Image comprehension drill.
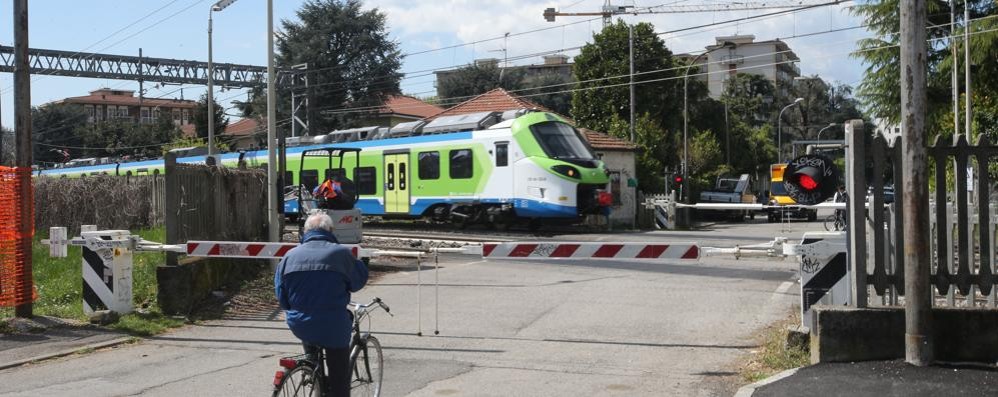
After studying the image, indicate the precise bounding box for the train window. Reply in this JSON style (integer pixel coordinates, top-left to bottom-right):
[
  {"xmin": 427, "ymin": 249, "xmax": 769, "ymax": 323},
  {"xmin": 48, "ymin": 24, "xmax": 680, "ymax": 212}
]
[
  {"xmin": 495, "ymin": 143, "xmax": 508, "ymax": 167},
  {"xmin": 387, "ymin": 163, "xmax": 395, "ymax": 190},
  {"xmin": 530, "ymin": 121, "xmax": 596, "ymax": 160},
  {"xmin": 325, "ymin": 168, "xmax": 346, "ymax": 182},
  {"xmin": 354, "ymin": 167, "xmax": 377, "ymax": 195},
  {"xmin": 301, "ymin": 169, "xmax": 319, "ymax": 192},
  {"xmin": 284, "ymin": 171, "xmax": 294, "ymax": 186},
  {"xmin": 399, "ymin": 163, "xmax": 406, "ymax": 190},
  {"xmin": 418, "ymin": 151, "xmax": 439, "ymax": 180},
  {"xmin": 449, "ymin": 149, "xmax": 473, "ymax": 179}
]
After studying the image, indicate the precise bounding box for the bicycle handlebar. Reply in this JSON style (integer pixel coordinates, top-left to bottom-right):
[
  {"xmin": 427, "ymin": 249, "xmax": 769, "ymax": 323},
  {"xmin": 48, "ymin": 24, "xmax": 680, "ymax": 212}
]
[{"xmin": 350, "ymin": 297, "xmax": 392, "ymax": 321}]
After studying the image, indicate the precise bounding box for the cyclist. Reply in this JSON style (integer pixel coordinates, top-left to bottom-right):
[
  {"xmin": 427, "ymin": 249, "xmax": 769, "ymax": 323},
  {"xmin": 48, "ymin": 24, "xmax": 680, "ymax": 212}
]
[
  {"xmin": 833, "ymin": 185, "xmax": 848, "ymax": 226},
  {"xmin": 275, "ymin": 213, "xmax": 369, "ymax": 396}
]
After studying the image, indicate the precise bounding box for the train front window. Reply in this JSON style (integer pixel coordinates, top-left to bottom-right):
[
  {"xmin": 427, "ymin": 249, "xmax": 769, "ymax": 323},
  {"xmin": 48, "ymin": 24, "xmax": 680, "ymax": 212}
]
[{"xmin": 530, "ymin": 122, "xmax": 595, "ymax": 160}]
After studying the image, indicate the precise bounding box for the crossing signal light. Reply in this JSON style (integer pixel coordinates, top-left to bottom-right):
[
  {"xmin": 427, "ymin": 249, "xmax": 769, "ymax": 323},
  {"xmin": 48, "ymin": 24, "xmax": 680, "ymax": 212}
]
[
  {"xmin": 673, "ymin": 175, "xmax": 683, "ymax": 185},
  {"xmin": 784, "ymin": 154, "xmax": 839, "ymax": 205}
]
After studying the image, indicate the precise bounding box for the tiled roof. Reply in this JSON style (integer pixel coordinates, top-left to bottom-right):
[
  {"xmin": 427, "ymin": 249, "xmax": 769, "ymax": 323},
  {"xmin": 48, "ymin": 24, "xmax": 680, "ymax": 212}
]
[
  {"xmin": 427, "ymin": 88, "xmax": 564, "ymax": 120},
  {"xmin": 61, "ymin": 94, "xmax": 196, "ymax": 108},
  {"xmin": 580, "ymin": 128, "xmax": 638, "ymax": 151},
  {"xmin": 224, "ymin": 118, "xmax": 261, "ymax": 136},
  {"xmin": 381, "ymin": 95, "xmax": 444, "ymax": 119}
]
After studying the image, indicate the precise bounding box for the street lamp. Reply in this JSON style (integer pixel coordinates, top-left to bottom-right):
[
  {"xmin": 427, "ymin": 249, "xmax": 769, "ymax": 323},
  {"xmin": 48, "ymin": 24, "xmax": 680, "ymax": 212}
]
[
  {"xmin": 683, "ymin": 41, "xmax": 735, "ymax": 200},
  {"xmin": 207, "ymin": 0, "xmax": 238, "ymax": 157},
  {"xmin": 777, "ymin": 97, "xmax": 804, "ymax": 163},
  {"xmin": 817, "ymin": 123, "xmax": 840, "ymax": 141}
]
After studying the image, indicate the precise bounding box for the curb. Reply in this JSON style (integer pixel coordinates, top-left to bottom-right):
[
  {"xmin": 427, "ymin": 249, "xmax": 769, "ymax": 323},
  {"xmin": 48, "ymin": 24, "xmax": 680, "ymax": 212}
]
[
  {"xmin": 733, "ymin": 367, "xmax": 800, "ymax": 397},
  {"xmin": 0, "ymin": 336, "xmax": 136, "ymax": 371}
]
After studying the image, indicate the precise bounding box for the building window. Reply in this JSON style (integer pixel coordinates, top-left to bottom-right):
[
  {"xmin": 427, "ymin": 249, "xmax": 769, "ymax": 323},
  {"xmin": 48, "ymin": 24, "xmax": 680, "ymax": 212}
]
[
  {"xmin": 418, "ymin": 151, "xmax": 439, "ymax": 180},
  {"xmin": 84, "ymin": 105, "xmax": 95, "ymax": 122},
  {"xmin": 449, "ymin": 149, "xmax": 473, "ymax": 179},
  {"xmin": 182, "ymin": 109, "xmax": 190, "ymax": 125},
  {"xmin": 172, "ymin": 109, "xmax": 182, "ymax": 125},
  {"xmin": 354, "ymin": 167, "xmax": 377, "ymax": 195},
  {"xmin": 728, "ymin": 64, "xmax": 737, "ymax": 77},
  {"xmin": 140, "ymin": 107, "xmax": 153, "ymax": 124},
  {"xmin": 495, "ymin": 142, "xmax": 508, "ymax": 167}
]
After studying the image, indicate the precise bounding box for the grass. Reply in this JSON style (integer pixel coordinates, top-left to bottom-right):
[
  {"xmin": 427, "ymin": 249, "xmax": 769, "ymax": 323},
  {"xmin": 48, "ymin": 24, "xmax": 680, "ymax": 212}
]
[
  {"xmin": 1, "ymin": 227, "xmax": 184, "ymax": 336},
  {"xmin": 740, "ymin": 311, "xmax": 811, "ymax": 383}
]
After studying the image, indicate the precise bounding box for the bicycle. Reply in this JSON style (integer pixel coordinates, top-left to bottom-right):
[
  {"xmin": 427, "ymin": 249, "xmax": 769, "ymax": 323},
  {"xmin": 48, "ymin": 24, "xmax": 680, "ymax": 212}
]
[
  {"xmin": 272, "ymin": 297, "xmax": 392, "ymax": 397},
  {"xmin": 824, "ymin": 212, "xmax": 847, "ymax": 231}
]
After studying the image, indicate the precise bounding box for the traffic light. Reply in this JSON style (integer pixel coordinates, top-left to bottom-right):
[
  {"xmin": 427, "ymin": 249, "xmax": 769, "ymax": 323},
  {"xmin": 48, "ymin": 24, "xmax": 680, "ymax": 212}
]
[
  {"xmin": 783, "ymin": 154, "xmax": 839, "ymax": 205},
  {"xmin": 673, "ymin": 175, "xmax": 683, "ymax": 185}
]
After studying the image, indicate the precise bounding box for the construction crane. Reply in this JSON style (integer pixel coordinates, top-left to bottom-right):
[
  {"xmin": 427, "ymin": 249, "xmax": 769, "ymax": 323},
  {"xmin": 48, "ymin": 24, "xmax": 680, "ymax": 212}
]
[{"xmin": 544, "ymin": 1, "xmax": 846, "ymax": 27}]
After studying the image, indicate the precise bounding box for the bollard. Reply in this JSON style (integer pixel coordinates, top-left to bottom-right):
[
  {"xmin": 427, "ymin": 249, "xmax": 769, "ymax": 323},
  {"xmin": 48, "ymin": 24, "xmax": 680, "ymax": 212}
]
[{"xmin": 80, "ymin": 230, "xmax": 134, "ymax": 315}]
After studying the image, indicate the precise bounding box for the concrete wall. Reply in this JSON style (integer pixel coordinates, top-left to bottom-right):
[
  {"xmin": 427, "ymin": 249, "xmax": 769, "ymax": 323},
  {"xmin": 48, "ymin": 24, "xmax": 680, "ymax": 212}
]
[
  {"xmin": 596, "ymin": 150, "xmax": 637, "ymax": 229},
  {"xmin": 705, "ymin": 42, "xmax": 798, "ymax": 99},
  {"xmin": 811, "ymin": 306, "xmax": 998, "ymax": 364}
]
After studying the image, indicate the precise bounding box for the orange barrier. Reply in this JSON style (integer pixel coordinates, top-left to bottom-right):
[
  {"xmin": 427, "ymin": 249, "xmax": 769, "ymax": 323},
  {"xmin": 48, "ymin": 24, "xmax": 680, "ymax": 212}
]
[{"xmin": 0, "ymin": 166, "xmax": 36, "ymax": 307}]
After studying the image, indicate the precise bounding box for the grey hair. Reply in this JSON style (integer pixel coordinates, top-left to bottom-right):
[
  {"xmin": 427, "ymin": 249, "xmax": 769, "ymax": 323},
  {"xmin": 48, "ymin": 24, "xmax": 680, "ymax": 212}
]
[{"xmin": 303, "ymin": 213, "xmax": 335, "ymax": 233}]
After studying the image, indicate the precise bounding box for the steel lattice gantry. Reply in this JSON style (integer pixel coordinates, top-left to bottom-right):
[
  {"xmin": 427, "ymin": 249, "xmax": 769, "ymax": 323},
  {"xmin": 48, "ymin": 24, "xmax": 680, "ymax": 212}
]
[{"xmin": 0, "ymin": 45, "xmax": 296, "ymax": 88}]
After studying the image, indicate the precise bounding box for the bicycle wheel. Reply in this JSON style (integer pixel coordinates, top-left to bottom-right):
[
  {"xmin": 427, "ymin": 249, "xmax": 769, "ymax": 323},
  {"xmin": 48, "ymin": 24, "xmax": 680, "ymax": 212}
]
[
  {"xmin": 351, "ymin": 336, "xmax": 384, "ymax": 397},
  {"xmin": 823, "ymin": 215, "xmax": 837, "ymax": 231},
  {"xmin": 273, "ymin": 363, "xmax": 321, "ymax": 397}
]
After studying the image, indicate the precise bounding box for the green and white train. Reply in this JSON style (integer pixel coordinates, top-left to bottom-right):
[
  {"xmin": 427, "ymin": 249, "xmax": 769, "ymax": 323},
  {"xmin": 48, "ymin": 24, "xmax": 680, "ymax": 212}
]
[{"xmin": 39, "ymin": 111, "xmax": 611, "ymax": 226}]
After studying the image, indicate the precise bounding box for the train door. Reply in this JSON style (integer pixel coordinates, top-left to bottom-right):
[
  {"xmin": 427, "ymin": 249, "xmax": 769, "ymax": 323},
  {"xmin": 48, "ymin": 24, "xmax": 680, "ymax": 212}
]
[{"xmin": 383, "ymin": 153, "xmax": 410, "ymax": 214}]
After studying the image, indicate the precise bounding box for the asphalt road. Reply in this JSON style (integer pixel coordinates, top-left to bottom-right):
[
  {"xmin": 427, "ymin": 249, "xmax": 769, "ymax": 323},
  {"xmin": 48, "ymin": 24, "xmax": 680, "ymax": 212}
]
[{"xmin": 0, "ymin": 222, "xmax": 808, "ymax": 396}]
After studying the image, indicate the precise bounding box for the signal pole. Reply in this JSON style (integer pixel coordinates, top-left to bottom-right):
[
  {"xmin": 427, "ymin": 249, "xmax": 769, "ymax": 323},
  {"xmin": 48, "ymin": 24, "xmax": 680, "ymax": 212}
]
[
  {"xmin": 900, "ymin": 0, "xmax": 933, "ymax": 366},
  {"xmin": 13, "ymin": 0, "xmax": 33, "ymax": 318},
  {"xmin": 266, "ymin": 0, "xmax": 280, "ymax": 244}
]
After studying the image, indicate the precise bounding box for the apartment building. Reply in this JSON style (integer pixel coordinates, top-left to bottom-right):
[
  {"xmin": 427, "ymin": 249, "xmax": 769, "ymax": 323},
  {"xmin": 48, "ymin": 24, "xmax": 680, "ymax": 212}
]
[
  {"xmin": 682, "ymin": 35, "xmax": 801, "ymax": 100},
  {"xmin": 59, "ymin": 88, "xmax": 197, "ymax": 127}
]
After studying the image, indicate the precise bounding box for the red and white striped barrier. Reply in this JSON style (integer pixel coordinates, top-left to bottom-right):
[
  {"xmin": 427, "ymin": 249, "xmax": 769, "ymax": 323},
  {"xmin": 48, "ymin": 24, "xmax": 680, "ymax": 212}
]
[
  {"xmin": 185, "ymin": 241, "xmax": 361, "ymax": 259},
  {"xmin": 481, "ymin": 242, "xmax": 699, "ymax": 260}
]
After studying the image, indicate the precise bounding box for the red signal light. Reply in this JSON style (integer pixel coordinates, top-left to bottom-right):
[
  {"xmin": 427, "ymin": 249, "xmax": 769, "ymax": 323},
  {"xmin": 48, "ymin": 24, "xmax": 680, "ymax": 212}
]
[
  {"xmin": 798, "ymin": 174, "xmax": 818, "ymax": 190},
  {"xmin": 673, "ymin": 175, "xmax": 683, "ymax": 184}
]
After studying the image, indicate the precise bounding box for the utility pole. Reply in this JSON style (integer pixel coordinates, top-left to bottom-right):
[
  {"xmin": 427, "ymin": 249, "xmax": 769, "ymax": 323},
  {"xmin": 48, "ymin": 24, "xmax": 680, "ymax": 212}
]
[
  {"xmin": 900, "ymin": 0, "xmax": 933, "ymax": 366},
  {"xmin": 13, "ymin": 0, "xmax": 33, "ymax": 318},
  {"xmin": 628, "ymin": 24, "xmax": 635, "ymax": 143},
  {"xmin": 266, "ymin": 0, "xmax": 280, "ymax": 244},
  {"xmin": 963, "ymin": 0, "xmax": 972, "ymax": 140},
  {"xmin": 951, "ymin": 0, "xmax": 959, "ymax": 139}
]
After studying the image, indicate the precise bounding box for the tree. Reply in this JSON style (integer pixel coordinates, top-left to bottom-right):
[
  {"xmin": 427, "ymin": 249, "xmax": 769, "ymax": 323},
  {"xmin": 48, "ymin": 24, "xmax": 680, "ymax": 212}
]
[
  {"xmin": 276, "ymin": 0, "xmax": 403, "ymax": 133},
  {"xmin": 573, "ymin": 20, "xmax": 684, "ymax": 192},
  {"xmin": 572, "ymin": 20, "xmax": 680, "ymax": 134},
  {"xmin": 437, "ymin": 62, "xmax": 525, "ymax": 102},
  {"xmin": 31, "ymin": 103, "xmax": 90, "ymax": 163},
  {"xmin": 521, "ymin": 73, "xmax": 574, "ymax": 116},
  {"xmin": 193, "ymin": 93, "xmax": 229, "ymax": 138},
  {"xmin": 1, "ymin": 127, "xmax": 13, "ymax": 166},
  {"xmin": 851, "ymin": 0, "xmax": 964, "ymax": 127},
  {"xmin": 720, "ymin": 73, "xmax": 775, "ymax": 127},
  {"xmin": 606, "ymin": 113, "xmax": 666, "ymax": 192}
]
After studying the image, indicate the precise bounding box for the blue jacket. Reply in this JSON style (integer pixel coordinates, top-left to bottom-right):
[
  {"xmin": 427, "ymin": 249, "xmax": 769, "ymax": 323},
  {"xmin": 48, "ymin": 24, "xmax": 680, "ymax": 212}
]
[{"xmin": 274, "ymin": 230, "xmax": 368, "ymax": 348}]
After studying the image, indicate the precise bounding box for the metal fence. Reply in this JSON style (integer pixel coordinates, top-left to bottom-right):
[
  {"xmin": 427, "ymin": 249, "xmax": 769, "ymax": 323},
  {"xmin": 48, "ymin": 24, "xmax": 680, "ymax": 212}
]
[
  {"xmin": 850, "ymin": 122, "xmax": 998, "ymax": 308},
  {"xmin": 164, "ymin": 153, "xmax": 268, "ymax": 266}
]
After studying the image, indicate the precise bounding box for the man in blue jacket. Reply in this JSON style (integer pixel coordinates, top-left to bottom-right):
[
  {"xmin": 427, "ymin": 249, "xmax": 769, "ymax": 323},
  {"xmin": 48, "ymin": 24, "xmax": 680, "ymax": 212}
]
[{"xmin": 275, "ymin": 213, "xmax": 369, "ymax": 396}]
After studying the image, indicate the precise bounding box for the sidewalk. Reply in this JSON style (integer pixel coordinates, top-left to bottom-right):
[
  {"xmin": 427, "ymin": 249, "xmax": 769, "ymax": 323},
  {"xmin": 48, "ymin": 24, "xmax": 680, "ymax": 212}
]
[
  {"xmin": 740, "ymin": 360, "xmax": 998, "ymax": 397},
  {"xmin": 0, "ymin": 316, "xmax": 131, "ymax": 370}
]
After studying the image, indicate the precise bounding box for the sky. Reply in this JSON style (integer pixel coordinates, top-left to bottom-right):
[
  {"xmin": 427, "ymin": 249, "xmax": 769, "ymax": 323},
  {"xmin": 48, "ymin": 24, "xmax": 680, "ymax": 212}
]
[{"xmin": 0, "ymin": 0, "xmax": 872, "ymax": 130}]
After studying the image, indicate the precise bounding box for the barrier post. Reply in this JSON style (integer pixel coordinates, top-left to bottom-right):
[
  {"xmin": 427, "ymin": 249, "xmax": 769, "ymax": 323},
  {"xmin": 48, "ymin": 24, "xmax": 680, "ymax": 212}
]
[{"xmin": 80, "ymin": 230, "xmax": 134, "ymax": 315}]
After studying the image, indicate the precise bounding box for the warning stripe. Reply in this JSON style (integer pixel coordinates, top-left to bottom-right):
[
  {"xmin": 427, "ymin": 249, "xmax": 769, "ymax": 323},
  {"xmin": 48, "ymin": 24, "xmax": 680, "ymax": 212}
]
[
  {"xmin": 802, "ymin": 252, "xmax": 848, "ymax": 313},
  {"xmin": 481, "ymin": 242, "xmax": 699, "ymax": 260},
  {"xmin": 185, "ymin": 241, "xmax": 360, "ymax": 259}
]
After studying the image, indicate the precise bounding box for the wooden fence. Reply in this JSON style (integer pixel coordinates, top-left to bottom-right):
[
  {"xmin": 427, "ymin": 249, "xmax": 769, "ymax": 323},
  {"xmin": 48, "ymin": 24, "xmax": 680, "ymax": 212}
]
[
  {"xmin": 852, "ymin": 126, "xmax": 998, "ymax": 308},
  {"xmin": 163, "ymin": 153, "xmax": 268, "ymax": 266}
]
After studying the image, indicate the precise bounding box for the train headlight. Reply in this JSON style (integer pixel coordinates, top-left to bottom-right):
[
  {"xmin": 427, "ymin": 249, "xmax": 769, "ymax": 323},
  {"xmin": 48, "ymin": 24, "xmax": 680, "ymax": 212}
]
[{"xmin": 551, "ymin": 164, "xmax": 581, "ymax": 179}]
